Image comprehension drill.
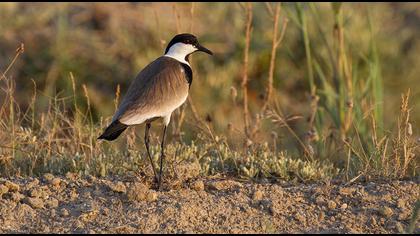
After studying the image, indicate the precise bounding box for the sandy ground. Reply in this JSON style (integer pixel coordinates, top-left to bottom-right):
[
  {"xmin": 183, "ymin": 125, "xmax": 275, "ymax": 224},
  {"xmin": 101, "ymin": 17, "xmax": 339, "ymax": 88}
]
[{"xmin": 0, "ymin": 173, "xmax": 419, "ymax": 233}]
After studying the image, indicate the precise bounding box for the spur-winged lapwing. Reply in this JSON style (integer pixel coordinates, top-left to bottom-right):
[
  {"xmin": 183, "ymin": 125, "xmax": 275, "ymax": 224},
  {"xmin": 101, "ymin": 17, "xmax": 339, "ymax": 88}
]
[{"xmin": 98, "ymin": 33, "xmax": 213, "ymax": 189}]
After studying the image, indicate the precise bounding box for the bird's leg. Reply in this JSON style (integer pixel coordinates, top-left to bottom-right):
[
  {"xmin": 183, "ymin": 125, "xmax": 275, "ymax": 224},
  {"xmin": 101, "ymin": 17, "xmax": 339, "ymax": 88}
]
[
  {"xmin": 157, "ymin": 125, "xmax": 167, "ymax": 190},
  {"xmin": 144, "ymin": 123, "xmax": 158, "ymax": 184}
]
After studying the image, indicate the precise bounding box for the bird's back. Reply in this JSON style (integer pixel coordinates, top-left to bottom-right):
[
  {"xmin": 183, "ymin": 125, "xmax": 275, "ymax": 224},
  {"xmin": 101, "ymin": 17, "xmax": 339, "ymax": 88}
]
[{"xmin": 113, "ymin": 56, "xmax": 190, "ymax": 125}]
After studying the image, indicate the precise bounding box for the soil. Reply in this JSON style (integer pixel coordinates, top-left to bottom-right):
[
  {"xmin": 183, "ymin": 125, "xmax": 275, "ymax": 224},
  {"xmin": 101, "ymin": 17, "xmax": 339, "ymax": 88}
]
[{"xmin": 0, "ymin": 173, "xmax": 418, "ymax": 233}]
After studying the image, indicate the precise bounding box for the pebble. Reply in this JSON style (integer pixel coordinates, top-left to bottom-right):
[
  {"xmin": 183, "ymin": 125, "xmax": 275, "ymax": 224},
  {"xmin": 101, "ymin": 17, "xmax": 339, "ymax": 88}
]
[
  {"xmin": 396, "ymin": 199, "xmax": 405, "ymax": 209},
  {"xmin": 11, "ymin": 192, "xmax": 25, "ymax": 202},
  {"xmin": 318, "ymin": 211, "xmax": 325, "ymax": 222},
  {"xmin": 190, "ymin": 180, "xmax": 205, "ymax": 191},
  {"xmin": 60, "ymin": 208, "xmax": 69, "ymax": 217},
  {"xmin": 380, "ymin": 206, "xmax": 393, "ymax": 217},
  {"xmin": 30, "ymin": 188, "xmax": 42, "ymax": 198},
  {"xmin": 341, "ymin": 203, "xmax": 348, "ymax": 210},
  {"xmin": 206, "ymin": 180, "xmax": 243, "ymax": 191},
  {"xmin": 370, "ymin": 216, "xmax": 377, "ymax": 226},
  {"xmin": 0, "ymin": 184, "xmax": 9, "ymax": 196},
  {"xmin": 146, "ymin": 191, "xmax": 158, "ymax": 202},
  {"xmin": 86, "ymin": 175, "xmax": 96, "ymax": 183},
  {"xmin": 127, "ymin": 183, "xmax": 148, "ymax": 202},
  {"xmin": 43, "ymin": 173, "xmax": 54, "ymax": 182},
  {"xmin": 46, "ymin": 198, "xmax": 59, "ymax": 208},
  {"xmin": 315, "ymin": 196, "xmax": 325, "ymax": 205},
  {"xmin": 253, "ymin": 190, "xmax": 264, "ymax": 201},
  {"xmin": 5, "ymin": 181, "xmax": 19, "ymax": 192},
  {"xmin": 65, "ymin": 172, "xmax": 77, "ymax": 181},
  {"xmin": 327, "ymin": 200, "xmax": 337, "ymax": 210},
  {"xmin": 24, "ymin": 197, "xmax": 44, "ymax": 209},
  {"xmin": 27, "ymin": 179, "xmax": 40, "ymax": 189},
  {"xmin": 51, "ymin": 178, "xmax": 61, "ymax": 187},
  {"xmin": 398, "ymin": 211, "xmax": 410, "ymax": 221},
  {"xmin": 70, "ymin": 189, "xmax": 79, "ymax": 201},
  {"xmin": 126, "ymin": 183, "xmax": 158, "ymax": 202},
  {"xmin": 339, "ymin": 187, "xmax": 356, "ymax": 195},
  {"xmin": 295, "ymin": 213, "xmax": 306, "ymax": 223},
  {"xmin": 108, "ymin": 181, "xmax": 127, "ymax": 193}
]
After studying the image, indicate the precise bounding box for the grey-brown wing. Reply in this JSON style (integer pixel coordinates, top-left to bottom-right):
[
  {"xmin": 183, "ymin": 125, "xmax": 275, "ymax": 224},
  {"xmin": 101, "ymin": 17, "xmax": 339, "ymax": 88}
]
[{"xmin": 112, "ymin": 57, "xmax": 189, "ymax": 125}]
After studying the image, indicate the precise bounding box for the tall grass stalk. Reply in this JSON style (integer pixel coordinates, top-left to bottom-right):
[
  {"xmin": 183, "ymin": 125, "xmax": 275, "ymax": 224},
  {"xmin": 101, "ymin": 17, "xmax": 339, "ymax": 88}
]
[{"xmin": 240, "ymin": 2, "xmax": 253, "ymax": 141}]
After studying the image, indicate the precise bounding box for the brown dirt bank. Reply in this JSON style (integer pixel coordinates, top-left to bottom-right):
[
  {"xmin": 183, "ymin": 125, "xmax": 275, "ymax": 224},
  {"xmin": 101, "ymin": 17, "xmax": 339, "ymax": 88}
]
[{"xmin": 0, "ymin": 175, "xmax": 418, "ymax": 233}]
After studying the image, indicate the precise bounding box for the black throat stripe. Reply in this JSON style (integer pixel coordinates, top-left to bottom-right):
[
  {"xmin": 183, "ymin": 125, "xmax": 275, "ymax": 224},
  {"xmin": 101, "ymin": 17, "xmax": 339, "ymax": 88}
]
[{"xmin": 180, "ymin": 63, "xmax": 193, "ymax": 88}]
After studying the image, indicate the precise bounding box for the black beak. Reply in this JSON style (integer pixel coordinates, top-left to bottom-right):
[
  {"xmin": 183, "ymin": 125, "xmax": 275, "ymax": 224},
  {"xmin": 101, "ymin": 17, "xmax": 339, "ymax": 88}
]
[{"xmin": 196, "ymin": 44, "xmax": 213, "ymax": 55}]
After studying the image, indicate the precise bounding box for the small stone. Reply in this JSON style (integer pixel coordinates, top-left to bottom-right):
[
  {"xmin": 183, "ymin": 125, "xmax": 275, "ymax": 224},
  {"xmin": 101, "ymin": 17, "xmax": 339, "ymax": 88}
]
[
  {"xmin": 315, "ymin": 196, "xmax": 325, "ymax": 205},
  {"xmin": 398, "ymin": 211, "xmax": 410, "ymax": 221},
  {"xmin": 82, "ymin": 191, "xmax": 92, "ymax": 199},
  {"xmin": 259, "ymin": 199, "xmax": 272, "ymax": 211},
  {"xmin": 269, "ymin": 205, "xmax": 279, "ymax": 215},
  {"xmin": 27, "ymin": 178, "xmax": 40, "ymax": 189},
  {"xmin": 127, "ymin": 183, "xmax": 148, "ymax": 202},
  {"xmin": 69, "ymin": 189, "xmax": 78, "ymax": 201},
  {"xmin": 46, "ymin": 198, "xmax": 59, "ymax": 208},
  {"xmin": 146, "ymin": 191, "xmax": 158, "ymax": 202},
  {"xmin": 11, "ymin": 192, "xmax": 25, "ymax": 202},
  {"xmin": 43, "ymin": 173, "xmax": 54, "ymax": 182},
  {"xmin": 0, "ymin": 184, "xmax": 9, "ymax": 196},
  {"xmin": 327, "ymin": 200, "xmax": 337, "ymax": 210},
  {"xmin": 60, "ymin": 208, "xmax": 69, "ymax": 217},
  {"xmin": 339, "ymin": 187, "xmax": 355, "ymax": 195},
  {"xmin": 16, "ymin": 203, "xmax": 35, "ymax": 217},
  {"xmin": 24, "ymin": 197, "xmax": 44, "ymax": 209},
  {"xmin": 102, "ymin": 208, "xmax": 110, "ymax": 216},
  {"xmin": 4, "ymin": 181, "xmax": 19, "ymax": 192},
  {"xmin": 175, "ymin": 162, "xmax": 201, "ymax": 180},
  {"xmin": 295, "ymin": 213, "xmax": 306, "ymax": 223},
  {"xmin": 397, "ymin": 199, "xmax": 405, "ymax": 209},
  {"xmin": 206, "ymin": 180, "xmax": 243, "ymax": 191},
  {"xmin": 318, "ymin": 211, "xmax": 325, "ymax": 222},
  {"xmin": 30, "ymin": 188, "xmax": 42, "ymax": 198},
  {"xmin": 86, "ymin": 175, "xmax": 96, "ymax": 183},
  {"xmin": 108, "ymin": 181, "xmax": 127, "ymax": 193},
  {"xmin": 341, "ymin": 203, "xmax": 348, "ymax": 210},
  {"xmin": 65, "ymin": 172, "xmax": 77, "ymax": 181},
  {"xmin": 379, "ymin": 217, "xmax": 385, "ymax": 225},
  {"xmin": 380, "ymin": 206, "xmax": 393, "ymax": 217},
  {"xmin": 253, "ymin": 190, "xmax": 264, "ymax": 201},
  {"xmin": 51, "ymin": 178, "xmax": 61, "ymax": 187},
  {"xmin": 51, "ymin": 209, "xmax": 56, "ymax": 217},
  {"xmin": 190, "ymin": 180, "xmax": 205, "ymax": 191},
  {"xmin": 370, "ymin": 216, "xmax": 377, "ymax": 226}
]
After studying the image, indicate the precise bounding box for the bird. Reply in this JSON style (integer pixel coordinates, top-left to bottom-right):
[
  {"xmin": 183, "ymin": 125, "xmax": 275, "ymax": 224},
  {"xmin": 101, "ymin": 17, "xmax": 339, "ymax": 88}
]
[{"xmin": 98, "ymin": 33, "xmax": 213, "ymax": 189}]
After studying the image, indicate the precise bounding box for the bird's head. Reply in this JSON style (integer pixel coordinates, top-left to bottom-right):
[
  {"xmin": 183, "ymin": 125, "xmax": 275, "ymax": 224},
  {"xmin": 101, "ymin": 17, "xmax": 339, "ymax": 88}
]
[{"xmin": 164, "ymin": 33, "xmax": 213, "ymax": 64}]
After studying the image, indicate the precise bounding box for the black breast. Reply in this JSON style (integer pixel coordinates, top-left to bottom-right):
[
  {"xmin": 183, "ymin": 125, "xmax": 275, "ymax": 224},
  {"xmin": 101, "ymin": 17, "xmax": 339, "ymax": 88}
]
[{"xmin": 180, "ymin": 63, "xmax": 193, "ymax": 88}]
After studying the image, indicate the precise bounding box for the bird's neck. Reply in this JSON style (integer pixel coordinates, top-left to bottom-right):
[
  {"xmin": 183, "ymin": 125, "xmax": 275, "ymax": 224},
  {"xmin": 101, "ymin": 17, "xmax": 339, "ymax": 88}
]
[
  {"xmin": 164, "ymin": 43, "xmax": 195, "ymax": 66},
  {"xmin": 164, "ymin": 54, "xmax": 190, "ymax": 66}
]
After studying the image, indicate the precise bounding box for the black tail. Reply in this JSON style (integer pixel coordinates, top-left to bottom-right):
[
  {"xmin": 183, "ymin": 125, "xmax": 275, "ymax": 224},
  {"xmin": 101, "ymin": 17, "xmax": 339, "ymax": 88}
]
[{"xmin": 98, "ymin": 120, "xmax": 128, "ymax": 141}]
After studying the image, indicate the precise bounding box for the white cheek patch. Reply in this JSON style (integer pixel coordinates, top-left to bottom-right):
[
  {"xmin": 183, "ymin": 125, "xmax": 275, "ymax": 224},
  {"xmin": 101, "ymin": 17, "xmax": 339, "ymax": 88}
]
[{"xmin": 164, "ymin": 43, "xmax": 197, "ymax": 65}]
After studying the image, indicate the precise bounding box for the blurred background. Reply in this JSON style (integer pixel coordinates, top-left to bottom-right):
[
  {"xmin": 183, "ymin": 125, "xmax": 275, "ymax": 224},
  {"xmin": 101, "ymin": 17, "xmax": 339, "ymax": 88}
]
[{"xmin": 0, "ymin": 3, "xmax": 419, "ymax": 176}]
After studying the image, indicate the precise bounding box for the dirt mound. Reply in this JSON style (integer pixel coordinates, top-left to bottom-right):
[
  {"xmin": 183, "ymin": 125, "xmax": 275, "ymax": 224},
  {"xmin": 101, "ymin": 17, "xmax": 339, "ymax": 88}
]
[{"xmin": 0, "ymin": 175, "xmax": 418, "ymax": 233}]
